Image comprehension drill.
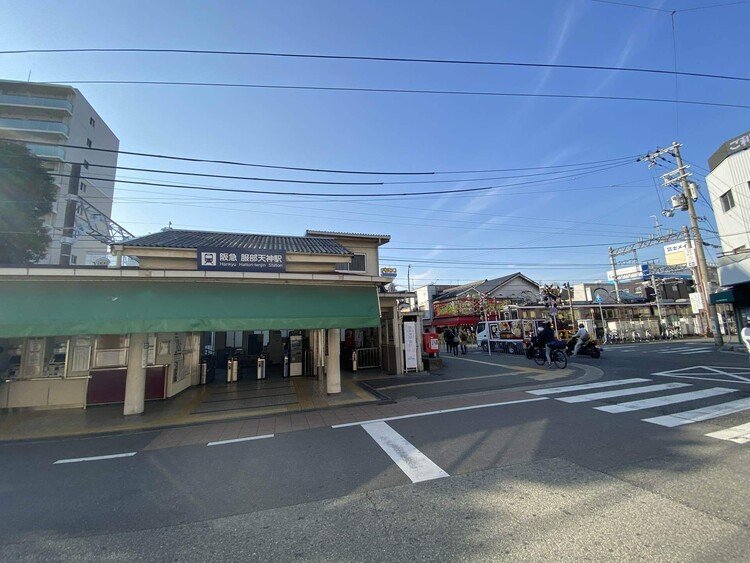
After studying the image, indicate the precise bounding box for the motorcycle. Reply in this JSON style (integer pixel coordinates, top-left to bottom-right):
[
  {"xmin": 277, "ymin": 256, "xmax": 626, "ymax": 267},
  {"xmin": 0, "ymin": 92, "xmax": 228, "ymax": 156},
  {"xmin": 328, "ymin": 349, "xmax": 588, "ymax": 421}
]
[{"xmin": 565, "ymin": 337, "xmax": 602, "ymax": 359}]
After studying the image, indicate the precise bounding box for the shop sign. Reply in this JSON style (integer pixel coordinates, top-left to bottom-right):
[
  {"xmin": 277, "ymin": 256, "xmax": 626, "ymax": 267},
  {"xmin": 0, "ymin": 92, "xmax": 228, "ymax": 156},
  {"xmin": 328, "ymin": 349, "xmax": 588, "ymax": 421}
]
[
  {"xmin": 403, "ymin": 321, "xmax": 418, "ymax": 370},
  {"xmin": 689, "ymin": 292, "xmax": 704, "ymax": 313},
  {"xmin": 380, "ymin": 267, "xmax": 398, "ymax": 278},
  {"xmin": 197, "ymin": 247, "xmax": 286, "ymax": 272}
]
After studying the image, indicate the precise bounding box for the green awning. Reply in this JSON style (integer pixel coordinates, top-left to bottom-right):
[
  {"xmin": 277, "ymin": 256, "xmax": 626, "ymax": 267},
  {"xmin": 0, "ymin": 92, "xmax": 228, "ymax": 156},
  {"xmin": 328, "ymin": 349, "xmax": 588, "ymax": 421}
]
[
  {"xmin": 710, "ymin": 289, "xmax": 734, "ymax": 305},
  {"xmin": 0, "ymin": 280, "xmax": 381, "ymax": 337}
]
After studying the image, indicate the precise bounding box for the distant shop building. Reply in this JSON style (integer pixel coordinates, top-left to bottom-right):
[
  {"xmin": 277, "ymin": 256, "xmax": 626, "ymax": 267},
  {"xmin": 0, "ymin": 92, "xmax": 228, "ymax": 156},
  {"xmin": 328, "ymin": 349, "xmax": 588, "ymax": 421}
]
[
  {"xmin": 429, "ymin": 273, "xmax": 540, "ymax": 328},
  {"xmin": 0, "ymin": 229, "xmax": 423, "ymax": 413}
]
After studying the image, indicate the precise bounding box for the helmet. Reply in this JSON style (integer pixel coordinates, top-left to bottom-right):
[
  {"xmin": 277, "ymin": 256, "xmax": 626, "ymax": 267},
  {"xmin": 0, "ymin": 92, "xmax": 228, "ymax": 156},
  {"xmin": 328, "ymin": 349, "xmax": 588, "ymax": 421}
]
[
  {"xmin": 538, "ymin": 326, "xmax": 545, "ymax": 333},
  {"xmin": 579, "ymin": 323, "xmax": 584, "ymax": 328}
]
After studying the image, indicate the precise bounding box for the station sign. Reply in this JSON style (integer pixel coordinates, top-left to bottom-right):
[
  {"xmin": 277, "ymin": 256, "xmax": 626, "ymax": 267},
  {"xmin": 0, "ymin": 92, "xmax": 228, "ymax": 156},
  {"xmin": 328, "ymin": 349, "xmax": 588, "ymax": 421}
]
[
  {"xmin": 197, "ymin": 247, "xmax": 286, "ymax": 272},
  {"xmin": 380, "ymin": 267, "xmax": 398, "ymax": 278}
]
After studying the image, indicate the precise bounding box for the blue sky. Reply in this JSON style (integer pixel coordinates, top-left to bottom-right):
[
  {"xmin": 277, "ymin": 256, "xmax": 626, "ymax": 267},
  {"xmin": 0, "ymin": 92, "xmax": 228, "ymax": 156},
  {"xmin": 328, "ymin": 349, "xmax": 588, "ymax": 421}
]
[{"xmin": 2, "ymin": 0, "xmax": 749, "ymax": 288}]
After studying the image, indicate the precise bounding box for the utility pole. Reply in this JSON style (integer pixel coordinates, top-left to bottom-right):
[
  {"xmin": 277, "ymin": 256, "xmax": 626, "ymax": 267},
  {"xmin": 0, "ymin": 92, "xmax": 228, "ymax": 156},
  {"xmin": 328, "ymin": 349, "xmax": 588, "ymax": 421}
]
[
  {"xmin": 673, "ymin": 144, "xmax": 723, "ymax": 346},
  {"xmin": 565, "ymin": 282, "xmax": 575, "ymax": 326},
  {"xmin": 608, "ymin": 247, "xmax": 621, "ymax": 303},
  {"xmin": 640, "ymin": 143, "xmax": 723, "ymax": 346},
  {"xmin": 650, "ymin": 273, "xmax": 665, "ymax": 329},
  {"xmin": 407, "ymin": 264, "xmax": 411, "ymax": 292},
  {"xmin": 650, "ymin": 215, "xmax": 664, "ymax": 236}
]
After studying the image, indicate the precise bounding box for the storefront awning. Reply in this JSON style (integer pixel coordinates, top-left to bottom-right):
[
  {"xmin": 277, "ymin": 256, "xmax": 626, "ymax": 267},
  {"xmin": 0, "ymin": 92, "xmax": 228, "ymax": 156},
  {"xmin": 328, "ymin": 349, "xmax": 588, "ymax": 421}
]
[
  {"xmin": 710, "ymin": 289, "xmax": 734, "ymax": 305},
  {"xmin": 432, "ymin": 315, "xmax": 479, "ymax": 327},
  {"xmin": 0, "ymin": 280, "xmax": 381, "ymax": 337}
]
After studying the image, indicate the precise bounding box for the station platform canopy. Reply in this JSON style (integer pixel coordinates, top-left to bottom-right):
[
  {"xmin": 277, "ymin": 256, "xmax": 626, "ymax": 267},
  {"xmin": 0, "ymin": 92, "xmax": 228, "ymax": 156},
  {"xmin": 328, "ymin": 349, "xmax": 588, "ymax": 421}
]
[{"xmin": 0, "ymin": 280, "xmax": 381, "ymax": 338}]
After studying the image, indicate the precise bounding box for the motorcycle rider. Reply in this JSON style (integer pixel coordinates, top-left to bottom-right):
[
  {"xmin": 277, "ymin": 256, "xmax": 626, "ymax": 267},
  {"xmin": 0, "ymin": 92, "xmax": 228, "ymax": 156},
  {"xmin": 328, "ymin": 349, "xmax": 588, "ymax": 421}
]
[{"xmin": 572, "ymin": 323, "xmax": 589, "ymax": 356}]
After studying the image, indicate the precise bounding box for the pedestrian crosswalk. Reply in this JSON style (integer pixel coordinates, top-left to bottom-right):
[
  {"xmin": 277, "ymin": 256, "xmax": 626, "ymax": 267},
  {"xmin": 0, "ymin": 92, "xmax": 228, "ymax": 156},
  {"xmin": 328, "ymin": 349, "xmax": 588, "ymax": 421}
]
[{"xmin": 527, "ymin": 378, "xmax": 750, "ymax": 445}]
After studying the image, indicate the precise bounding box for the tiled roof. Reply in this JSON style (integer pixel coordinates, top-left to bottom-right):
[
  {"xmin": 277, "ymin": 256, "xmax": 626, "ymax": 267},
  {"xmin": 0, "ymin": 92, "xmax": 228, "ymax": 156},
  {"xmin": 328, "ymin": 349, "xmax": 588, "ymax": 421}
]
[
  {"xmin": 121, "ymin": 229, "xmax": 352, "ymax": 255},
  {"xmin": 305, "ymin": 230, "xmax": 391, "ymax": 243},
  {"xmin": 435, "ymin": 273, "xmax": 537, "ymax": 301}
]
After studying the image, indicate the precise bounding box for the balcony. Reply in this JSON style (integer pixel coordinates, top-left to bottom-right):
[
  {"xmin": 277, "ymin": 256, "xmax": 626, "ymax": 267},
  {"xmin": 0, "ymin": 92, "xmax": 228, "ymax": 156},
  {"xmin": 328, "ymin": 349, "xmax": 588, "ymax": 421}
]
[
  {"xmin": 26, "ymin": 143, "xmax": 66, "ymax": 161},
  {"xmin": 0, "ymin": 93, "xmax": 73, "ymax": 113},
  {"xmin": 0, "ymin": 117, "xmax": 69, "ymax": 137}
]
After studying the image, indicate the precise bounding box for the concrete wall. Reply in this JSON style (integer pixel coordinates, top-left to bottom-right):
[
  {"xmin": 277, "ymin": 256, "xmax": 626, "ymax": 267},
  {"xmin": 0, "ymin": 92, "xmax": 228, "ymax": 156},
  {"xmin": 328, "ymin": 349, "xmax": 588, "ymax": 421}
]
[{"xmin": 707, "ymin": 149, "xmax": 750, "ymax": 255}]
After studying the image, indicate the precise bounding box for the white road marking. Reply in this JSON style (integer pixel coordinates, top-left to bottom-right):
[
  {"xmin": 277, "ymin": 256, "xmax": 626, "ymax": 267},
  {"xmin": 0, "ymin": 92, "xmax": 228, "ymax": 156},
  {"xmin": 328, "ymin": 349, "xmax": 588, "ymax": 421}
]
[
  {"xmin": 643, "ymin": 397, "xmax": 750, "ymax": 428},
  {"xmin": 361, "ymin": 421, "xmax": 448, "ymax": 483},
  {"xmin": 557, "ymin": 382, "xmax": 691, "ymax": 403},
  {"xmin": 595, "ymin": 387, "xmax": 737, "ymax": 413},
  {"xmin": 681, "ymin": 350, "xmax": 713, "ymax": 355},
  {"xmin": 706, "ymin": 422, "xmax": 750, "ymax": 444},
  {"xmin": 527, "ymin": 378, "xmax": 650, "ymax": 396},
  {"xmin": 207, "ymin": 434, "xmax": 274, "ymax": 447},
  {"xmin": 54, "ymin": 452, "xmax": 137, "ymax": 464},
  {"xmin": 331, "ymin": 397, "xmax": 547, "ymax": 429}
]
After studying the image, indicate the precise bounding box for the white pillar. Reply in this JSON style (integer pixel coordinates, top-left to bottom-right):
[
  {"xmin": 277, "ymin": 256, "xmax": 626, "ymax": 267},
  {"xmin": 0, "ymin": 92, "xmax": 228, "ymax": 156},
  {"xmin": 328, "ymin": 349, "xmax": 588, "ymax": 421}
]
[
  {"xmin": 124, "ymin": 332, "xmax": 147, "ymax": 415},
  {"xmin": 326, "ymin": 328, "xmax": 341, "ymax": 394}
]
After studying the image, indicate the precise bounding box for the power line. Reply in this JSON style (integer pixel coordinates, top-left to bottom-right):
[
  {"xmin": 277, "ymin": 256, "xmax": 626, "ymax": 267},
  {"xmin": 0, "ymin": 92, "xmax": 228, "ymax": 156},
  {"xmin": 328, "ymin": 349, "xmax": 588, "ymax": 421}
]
[
  {"xmin": 0, "ymin": 138, "xmax": 641, "ymax": 177},
  {"xmin": 1, "ymin": 47, "xmax": 748, "ymax": 83},
  {"xmin": 36, "ymin": 79, "xmax": 750, "ymax": 111},
  {"xmin": 590, "ymin": 0, "xmax": 672, "ymax": 12},
  {"xmin": 0, "ymin": 149, "xmax": 637, "ymax": 187},
  {"xmin": 18, "ymin": 161, "xmax": 633, "ymax": 198}
]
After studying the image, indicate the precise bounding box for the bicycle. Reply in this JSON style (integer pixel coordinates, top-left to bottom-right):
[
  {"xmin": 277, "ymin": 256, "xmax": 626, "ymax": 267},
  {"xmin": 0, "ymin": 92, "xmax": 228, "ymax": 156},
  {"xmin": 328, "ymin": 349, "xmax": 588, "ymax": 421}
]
[{"xmin": 525, "ymin": 341, "xmax": 568, "ymax": 369}]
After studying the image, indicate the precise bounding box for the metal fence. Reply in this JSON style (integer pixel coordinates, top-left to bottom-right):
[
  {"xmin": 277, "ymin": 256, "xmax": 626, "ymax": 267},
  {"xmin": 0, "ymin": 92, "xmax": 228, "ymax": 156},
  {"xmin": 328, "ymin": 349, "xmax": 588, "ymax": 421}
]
[{"xmin": 356, "ymin": 347, "xmax": 381, "ymax": 369}]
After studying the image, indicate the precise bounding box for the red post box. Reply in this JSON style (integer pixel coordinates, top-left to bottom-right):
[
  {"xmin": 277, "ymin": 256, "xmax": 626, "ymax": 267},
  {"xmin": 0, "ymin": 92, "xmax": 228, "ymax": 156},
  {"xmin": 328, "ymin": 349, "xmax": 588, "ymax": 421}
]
[{"xmin": 423, "ymin": 332, "xmax": 440, "ymax": 357}]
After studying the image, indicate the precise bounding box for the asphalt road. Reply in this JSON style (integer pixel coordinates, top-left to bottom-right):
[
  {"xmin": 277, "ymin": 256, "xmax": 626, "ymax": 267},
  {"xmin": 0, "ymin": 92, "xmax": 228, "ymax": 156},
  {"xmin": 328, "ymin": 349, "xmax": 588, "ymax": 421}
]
[{"xmin": 2, "ymin": 340, "xmax": 749, "ymax": 561}]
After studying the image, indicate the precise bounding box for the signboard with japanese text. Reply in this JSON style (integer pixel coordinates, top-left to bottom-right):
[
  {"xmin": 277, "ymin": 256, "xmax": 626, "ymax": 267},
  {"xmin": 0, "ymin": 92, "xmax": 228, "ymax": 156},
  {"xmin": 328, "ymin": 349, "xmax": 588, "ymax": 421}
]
[
  {"xmin": 689, "ymin": 292, "xmax": 704, "ymax": 313},
  {"xmin": 197, "ymin": 247, "xmax": 286, "ymax": 272},
  {"xmin": 380, "ymin": 267, "xmax": 398, "ymax": 278},
  {"xmin": 403, "ymin": 321, "xmax": 418, "ymax": 371},
  {"xmin": 664, "ymin": 241, "xmax": 688, "ymax": 266}
]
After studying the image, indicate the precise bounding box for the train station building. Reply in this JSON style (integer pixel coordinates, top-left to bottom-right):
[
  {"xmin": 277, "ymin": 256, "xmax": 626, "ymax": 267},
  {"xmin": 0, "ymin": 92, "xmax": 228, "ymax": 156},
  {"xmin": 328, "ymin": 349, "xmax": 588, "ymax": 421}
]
[{"xmin": 0, "ymin": 229, "xmax": 423, "ymax": 415}]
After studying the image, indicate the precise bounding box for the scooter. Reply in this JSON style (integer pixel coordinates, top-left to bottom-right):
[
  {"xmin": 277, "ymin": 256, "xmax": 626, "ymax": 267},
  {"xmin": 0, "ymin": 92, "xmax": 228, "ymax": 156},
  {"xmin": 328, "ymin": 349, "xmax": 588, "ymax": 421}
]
[{"xmin": 565, "ymin": 337, "xmax": 602, "ymax": 359}]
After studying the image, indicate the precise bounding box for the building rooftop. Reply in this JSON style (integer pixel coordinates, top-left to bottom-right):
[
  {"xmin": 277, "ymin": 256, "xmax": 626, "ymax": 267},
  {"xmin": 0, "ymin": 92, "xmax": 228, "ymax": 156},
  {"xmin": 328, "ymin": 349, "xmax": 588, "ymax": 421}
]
[
  {"xmin": 304, "ymin": 230, "xmax": 391, "ymax": 244},
  {"xmin": 121, "ymin": 229, "xmax": 353, "ymax": 256}
]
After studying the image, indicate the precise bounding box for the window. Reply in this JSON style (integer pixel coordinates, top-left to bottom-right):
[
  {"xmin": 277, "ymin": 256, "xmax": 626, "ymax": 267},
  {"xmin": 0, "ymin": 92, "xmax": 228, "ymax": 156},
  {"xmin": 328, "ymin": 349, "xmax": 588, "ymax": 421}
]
[
  {"xmin": 70, "ymin": 255, "xmax": 77, "ymax": 265},
  {"xmin": 226, "ymin": 331, "xmax": 243, "ymax": 348},
  {"xmin": 79, "ymin": 181, "xmax": 86, "ymax": 193},
  {"xmin": 720, "ymin": 189, "xmax": 735, "ymax": 212},
  {"xmin": 83, "ymin": 160, "xmax": 89, "ymax": 169},
  {"xmin": 93, "ymin": 334, "xmax": 129, "ymax": 367},
  {"xmin": 89, "ymin": 117, "xmax": 96, "ymax": 127},
  {"xmin": 335, "ymin": 253, "xmax": 367, "ymax": 272},
  {"xmin": 86, "ymin": 138, "xmax": 92, "ymax": 148}
]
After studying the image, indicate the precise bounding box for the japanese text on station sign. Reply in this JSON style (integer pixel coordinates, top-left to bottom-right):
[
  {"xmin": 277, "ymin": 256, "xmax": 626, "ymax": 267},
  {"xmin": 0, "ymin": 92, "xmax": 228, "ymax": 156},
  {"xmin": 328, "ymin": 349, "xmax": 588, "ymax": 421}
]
[{"xmin": 197, "ymin": 247, "xmax": 286, "ymax": 272}]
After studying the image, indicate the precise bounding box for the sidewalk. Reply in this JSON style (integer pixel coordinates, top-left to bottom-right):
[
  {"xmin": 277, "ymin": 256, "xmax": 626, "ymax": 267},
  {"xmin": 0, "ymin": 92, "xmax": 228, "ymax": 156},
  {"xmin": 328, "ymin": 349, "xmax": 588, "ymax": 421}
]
[
  {"xmin": 0, "ymin": 354, "xmax": 593, "ymax": 443},
  {"xmin": 0, "ymin": 375, "xmax": 376, "ymax": 443}
]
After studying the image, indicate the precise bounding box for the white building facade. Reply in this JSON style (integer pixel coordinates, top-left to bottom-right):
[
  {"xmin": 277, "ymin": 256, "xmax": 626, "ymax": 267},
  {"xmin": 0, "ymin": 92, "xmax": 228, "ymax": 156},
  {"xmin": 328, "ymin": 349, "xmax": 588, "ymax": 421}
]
[
  {"xmin": 705, "ymin": 130, "xmax": 750, "ymax": 327},
  {"xmin": 0, "ymin": 79, "xmax": 119, "ymax": 265}
]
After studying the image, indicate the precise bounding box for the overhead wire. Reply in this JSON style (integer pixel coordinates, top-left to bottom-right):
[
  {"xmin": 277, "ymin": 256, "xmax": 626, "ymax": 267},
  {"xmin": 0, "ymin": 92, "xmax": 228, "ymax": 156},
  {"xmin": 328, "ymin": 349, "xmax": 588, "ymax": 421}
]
[
  {"xmin": 0, "ymin": 46, "xmax": 747, "ymax": 83},
  {"xmin": 32, "ymin": 79, "xmax": 750, "ymax": 111}
]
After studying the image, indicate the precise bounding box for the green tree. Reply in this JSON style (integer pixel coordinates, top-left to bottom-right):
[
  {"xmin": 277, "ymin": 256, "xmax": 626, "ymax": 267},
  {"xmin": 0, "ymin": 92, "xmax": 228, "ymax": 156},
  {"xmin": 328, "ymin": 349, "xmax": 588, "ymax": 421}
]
[{"xmin": 0, "ymin": 141, "xmax": 57, "ymax": 264}]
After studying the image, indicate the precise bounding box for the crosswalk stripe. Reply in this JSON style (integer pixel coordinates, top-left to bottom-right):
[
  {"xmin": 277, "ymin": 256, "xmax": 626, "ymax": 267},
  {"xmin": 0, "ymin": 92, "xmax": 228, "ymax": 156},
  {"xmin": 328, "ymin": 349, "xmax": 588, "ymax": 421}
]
[
  {"xmin": 557, "ymin": 382, "xmax": 691, "ymax": 404},
  {"xmin": 643, "ymin": 397, "xmax": 750, "ymax": 428},
  {"xmin": 527, "ymin": 378, "xmax": 651, "ymax": 396},
  {"xmin": 705, "ymin": 422, "xmax": 750, "ymax": 444},
  {"xmin": 681, "ymin": 350, "xmax": 712, "ymax": 355},
  {"xmin": 361, "ymin": 421, "xmax": 449, "ymax": 483},
  {"xmin": 594, "ymin": 387, "xmax": 737, "ymax": 413}
]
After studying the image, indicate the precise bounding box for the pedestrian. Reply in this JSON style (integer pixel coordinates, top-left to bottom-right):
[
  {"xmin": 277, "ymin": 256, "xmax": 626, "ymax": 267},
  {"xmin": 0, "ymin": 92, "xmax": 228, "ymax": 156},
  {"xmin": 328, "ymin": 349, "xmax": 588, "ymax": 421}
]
[
  {"xmin": 450, "ymin": 329, "xmax": 459, "ymax": 356},
  {"xmin": 459, "ymin": 328, "xmax": 468, "ymax": 355},
  {"xmin": 538, "ymin": 321, "xmax": 556, "ymax": 367},
  {"xmin": 741, "ymin": 318, "xmax": 750, "ymax": 363}
]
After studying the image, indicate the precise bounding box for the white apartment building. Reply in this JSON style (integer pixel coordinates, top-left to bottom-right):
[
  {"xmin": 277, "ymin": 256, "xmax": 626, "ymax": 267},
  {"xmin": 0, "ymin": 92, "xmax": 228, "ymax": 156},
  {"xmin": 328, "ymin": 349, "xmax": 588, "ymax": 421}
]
[
  {"xmin": 0, "ymin": 79, "xmax": 119, "ymax": 265},
  {"xmin": 705, "ymin": 130, "xmax": 750, "ymax": 325}
]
